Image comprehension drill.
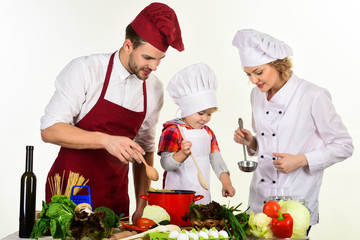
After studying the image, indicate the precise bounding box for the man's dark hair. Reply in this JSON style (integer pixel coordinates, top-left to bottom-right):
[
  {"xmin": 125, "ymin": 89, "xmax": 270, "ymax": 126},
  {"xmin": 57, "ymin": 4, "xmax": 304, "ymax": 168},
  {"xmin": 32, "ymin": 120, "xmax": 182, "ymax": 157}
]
[{"xmin": 125, "ymin": 24, "xmax": 146, "ymax": 49}]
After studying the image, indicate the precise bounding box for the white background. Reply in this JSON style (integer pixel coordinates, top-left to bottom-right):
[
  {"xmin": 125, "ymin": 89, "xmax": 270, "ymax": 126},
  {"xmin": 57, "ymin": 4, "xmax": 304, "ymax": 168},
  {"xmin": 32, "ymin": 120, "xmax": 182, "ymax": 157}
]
[{"xmin": 1, "ymin": 0, "xmax": 359, "ymax": 239}]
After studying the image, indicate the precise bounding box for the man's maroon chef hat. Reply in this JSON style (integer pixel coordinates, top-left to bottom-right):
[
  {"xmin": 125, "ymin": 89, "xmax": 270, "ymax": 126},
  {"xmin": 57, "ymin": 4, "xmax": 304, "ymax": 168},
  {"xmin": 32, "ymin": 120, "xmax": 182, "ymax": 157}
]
[{"xmin": 130, "ymin": 2, "xmax": 184, "ymax": 52}]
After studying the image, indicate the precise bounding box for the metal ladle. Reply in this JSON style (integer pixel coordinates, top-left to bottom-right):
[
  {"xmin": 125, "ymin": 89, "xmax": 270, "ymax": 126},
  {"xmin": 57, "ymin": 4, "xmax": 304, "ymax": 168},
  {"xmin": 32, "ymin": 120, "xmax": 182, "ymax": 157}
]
[{"xmin": 237, "ymin": 118, "xmax": 258, "ymax": 172}]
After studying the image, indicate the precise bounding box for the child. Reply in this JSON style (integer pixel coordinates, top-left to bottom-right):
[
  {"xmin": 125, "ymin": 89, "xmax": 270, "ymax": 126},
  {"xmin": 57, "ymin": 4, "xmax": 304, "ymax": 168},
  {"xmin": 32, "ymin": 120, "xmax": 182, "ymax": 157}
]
[{"xmin": 157, "ymin": 63, "xmax": 235, "ymax": 204}]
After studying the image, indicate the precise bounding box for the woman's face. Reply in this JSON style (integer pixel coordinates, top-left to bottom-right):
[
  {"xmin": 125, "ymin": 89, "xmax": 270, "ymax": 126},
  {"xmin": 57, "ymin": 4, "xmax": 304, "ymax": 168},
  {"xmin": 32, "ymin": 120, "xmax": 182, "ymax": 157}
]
[{"xmin": 243, "ymin": 64, "xmax": 284, "ymax": 93}]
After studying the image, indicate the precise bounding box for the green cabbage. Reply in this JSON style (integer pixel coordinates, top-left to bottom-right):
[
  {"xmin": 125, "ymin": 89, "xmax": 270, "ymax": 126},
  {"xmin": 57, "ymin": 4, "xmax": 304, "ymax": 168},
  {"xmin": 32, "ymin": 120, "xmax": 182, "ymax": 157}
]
[
  {"xmin": 280, "ymin": 200, "xmax": 310, "ymax": 238},
  {"xmin": 142, "ymin": 205, "xmax": 170, "ymax": 223},
  {"xmin": 245, "ymin": 211, "xmax": 275, "ymax": 238}
]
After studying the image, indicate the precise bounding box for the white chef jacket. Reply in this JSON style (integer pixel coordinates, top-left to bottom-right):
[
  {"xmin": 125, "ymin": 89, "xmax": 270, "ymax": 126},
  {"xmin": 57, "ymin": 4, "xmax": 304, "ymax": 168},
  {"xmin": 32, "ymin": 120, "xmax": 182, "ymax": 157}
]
[
  {"xmin": 248, "ymin": 73, "xmax": 353, "ymax": 225},
  {"xmin": 40, "ymin": 50, "xmax": 164, "ymax": 152}
]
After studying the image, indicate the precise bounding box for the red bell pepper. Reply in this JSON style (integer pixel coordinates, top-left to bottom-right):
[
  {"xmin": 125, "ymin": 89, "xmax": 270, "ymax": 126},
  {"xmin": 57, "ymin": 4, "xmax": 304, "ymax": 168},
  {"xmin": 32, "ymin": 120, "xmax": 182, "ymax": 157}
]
[
  {"xmin": 271, "ymin": 210, "xmax": 293, "ymax": 238},
  {"xmin": 121, "ymin": 221, "xmax": 139, "ymax": 230}
]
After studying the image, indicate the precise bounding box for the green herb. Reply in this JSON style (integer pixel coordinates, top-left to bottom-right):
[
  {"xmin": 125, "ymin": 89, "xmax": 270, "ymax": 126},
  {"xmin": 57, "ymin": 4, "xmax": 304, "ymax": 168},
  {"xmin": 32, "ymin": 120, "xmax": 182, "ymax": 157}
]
[{"xmin": 223, "ymin": 202, "xmax": 249, "ymax": 240}]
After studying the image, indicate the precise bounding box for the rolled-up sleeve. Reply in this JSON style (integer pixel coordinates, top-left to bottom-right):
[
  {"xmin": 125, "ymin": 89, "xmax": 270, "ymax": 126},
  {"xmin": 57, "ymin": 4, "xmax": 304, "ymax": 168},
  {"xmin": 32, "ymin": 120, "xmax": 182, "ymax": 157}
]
[{"xmin": 40, "ymin": 58, "xmax": 88, "ymax": 130}]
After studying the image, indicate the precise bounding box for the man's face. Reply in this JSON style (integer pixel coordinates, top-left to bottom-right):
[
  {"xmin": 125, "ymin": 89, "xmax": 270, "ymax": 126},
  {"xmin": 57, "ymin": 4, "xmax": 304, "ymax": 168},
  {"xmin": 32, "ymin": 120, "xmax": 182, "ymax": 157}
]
[{"xmin": 128, "ymin": 42, "xmax": 166, "ymax": 80}]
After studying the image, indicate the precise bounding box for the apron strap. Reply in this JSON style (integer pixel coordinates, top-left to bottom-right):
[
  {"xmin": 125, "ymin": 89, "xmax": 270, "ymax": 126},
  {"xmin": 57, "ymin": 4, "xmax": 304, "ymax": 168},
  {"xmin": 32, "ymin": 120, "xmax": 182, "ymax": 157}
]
[{"xmin": 99, "ymin": 52, "xmax": 116, "ymax": 99}]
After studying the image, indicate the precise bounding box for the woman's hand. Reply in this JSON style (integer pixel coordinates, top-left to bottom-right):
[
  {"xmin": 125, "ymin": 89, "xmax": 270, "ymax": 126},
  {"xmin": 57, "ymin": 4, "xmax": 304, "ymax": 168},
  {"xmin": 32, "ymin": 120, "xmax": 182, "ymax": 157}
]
[
  {"xmin": 234, "ymin": 127, "xmax": 257, "ymax": 151},
  {"xmin": 272, "ymin": 153, "xmax": 308, "ymax": 173}
]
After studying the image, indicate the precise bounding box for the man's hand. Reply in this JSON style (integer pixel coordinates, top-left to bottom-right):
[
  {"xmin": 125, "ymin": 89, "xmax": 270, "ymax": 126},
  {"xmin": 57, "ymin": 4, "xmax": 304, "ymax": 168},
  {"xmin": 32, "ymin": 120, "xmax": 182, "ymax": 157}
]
[
  {"xmin": 41, "ymin": 122, "xmax": 145, "ymax": 164},
  {"xmin": 102, "ymin": 135, "xmax": 145, "ymax": 164}
]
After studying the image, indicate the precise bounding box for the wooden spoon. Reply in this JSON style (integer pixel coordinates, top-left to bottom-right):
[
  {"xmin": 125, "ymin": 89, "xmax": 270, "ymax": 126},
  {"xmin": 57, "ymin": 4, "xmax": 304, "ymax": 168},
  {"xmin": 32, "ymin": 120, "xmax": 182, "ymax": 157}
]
[
  {"xmin": 177, "ymin": 125, "xmax": 209, "ymax": 190},
  {"xmin": 132, "ymin": 148, "xmax": 159, "ymax": 181}
]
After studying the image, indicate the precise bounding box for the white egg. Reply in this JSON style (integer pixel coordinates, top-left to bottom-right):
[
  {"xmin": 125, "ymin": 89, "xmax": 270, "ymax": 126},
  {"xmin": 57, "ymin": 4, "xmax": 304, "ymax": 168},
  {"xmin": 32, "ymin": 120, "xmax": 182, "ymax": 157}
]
[
  {"xmin": 169, "ymin": 231, "xmax": 180, "ymax": 239},
  {"xmin": 181, "ymin": 229, "xmax": 189, "ymax": 235},
  {"xmin": 198, "ymin": 231, "xmax": 209, "ymax": 239},
  {"xmin": 218, "ymin": 230, "xmax": 229, "ymax": 238},
  {"xmin": 188, "ymin": 232, "xmax": 199, "ymax": 240},
  {"xmin": 208, "ymin": 230, "xmax": 219, "ymax": 238},
  {"xmin": 202, "ymin": 228, "xmax": 209, "ymax": 234},
  {"xmin": 177, "ymin": 233, "xmax": 189, "ymax": 240}
]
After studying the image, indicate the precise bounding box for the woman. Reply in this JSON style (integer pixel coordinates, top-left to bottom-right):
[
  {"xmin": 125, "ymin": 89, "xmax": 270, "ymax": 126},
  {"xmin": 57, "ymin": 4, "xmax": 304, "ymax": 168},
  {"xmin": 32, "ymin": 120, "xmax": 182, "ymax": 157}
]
[{"xmin": 232, "ymin": 29, "xmax": 353, "ymax": 229}]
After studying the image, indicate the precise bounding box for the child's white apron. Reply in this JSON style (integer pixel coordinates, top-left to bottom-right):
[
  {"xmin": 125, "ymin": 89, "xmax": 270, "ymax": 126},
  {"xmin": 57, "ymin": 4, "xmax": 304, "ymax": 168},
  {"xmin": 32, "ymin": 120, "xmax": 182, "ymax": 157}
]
[{"xmin": 164, "ymin": 126, "xmax": 211, "ymax": 204}]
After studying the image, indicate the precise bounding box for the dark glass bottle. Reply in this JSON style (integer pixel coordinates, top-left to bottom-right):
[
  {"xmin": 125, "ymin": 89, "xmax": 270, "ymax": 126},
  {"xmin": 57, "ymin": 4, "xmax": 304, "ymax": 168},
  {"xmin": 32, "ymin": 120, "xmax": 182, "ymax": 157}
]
[{"xmin": 19, "ymin": 145, "xmax": 37, "ymax": 238}]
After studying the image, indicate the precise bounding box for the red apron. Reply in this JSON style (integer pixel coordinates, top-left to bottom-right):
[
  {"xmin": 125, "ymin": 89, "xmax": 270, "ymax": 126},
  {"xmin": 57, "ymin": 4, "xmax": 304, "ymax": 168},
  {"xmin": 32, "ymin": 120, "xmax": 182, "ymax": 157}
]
[{"xmin": 45, "ymin": 52, "xmax": 147, "ymax": 216}]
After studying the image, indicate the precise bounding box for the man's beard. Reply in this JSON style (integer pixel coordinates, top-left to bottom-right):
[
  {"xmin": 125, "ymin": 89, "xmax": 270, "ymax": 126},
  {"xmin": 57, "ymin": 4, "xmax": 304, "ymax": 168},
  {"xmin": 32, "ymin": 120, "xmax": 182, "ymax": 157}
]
[{"xmin": 128, "ymin": 54, "xmax": 151, "ymax": 80}]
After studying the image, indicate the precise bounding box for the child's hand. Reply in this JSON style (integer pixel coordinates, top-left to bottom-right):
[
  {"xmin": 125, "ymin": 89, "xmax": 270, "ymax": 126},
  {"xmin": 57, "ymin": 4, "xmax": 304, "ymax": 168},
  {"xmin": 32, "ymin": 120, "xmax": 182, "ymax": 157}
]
[
  {"xmin": 173, "ymin": 140, "xmax": 192, "ymax": 163},
  {"xmin": 180, "ymin": 140, "xmax": 192, "ymax": 157},
  {"xmin": 222, "ymin": 184, "xmax": 236, "ymax": 197},
  {"xmin": 220, "ymin": 172, "xmax": 235, "ymax": 197}
]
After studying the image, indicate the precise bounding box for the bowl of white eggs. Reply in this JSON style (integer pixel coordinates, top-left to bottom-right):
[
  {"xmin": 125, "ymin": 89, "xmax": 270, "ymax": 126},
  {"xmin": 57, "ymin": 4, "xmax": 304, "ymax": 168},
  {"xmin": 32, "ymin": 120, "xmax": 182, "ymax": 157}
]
[{"xmin": 149, "ymin": 227, "xmax": 230, "ymax": 240}]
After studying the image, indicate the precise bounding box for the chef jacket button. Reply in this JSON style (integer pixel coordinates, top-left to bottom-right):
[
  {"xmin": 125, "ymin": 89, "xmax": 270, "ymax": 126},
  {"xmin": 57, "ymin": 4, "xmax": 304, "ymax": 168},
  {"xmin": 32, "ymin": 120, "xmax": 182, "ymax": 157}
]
[
  {"xmin": 266, "ymin": 111, "xmax": 269, "ymax": 114},
  {"xmin": 261, "ymin": 155, "xmax": 264, "ymax": 158},
  {"xmin": 279, "ymin": 111, "xmax": 282, "ymax": 114},
  {"xmin": 261, "ymin": 132, "xmax": 264, "ymax": 136},
  {"xmin": 272, "ymin": 133, "xmax": 276, "ymax": 137},
  {"xmin": 272, "ymin": 180, "xmax": 276, "ymax": 184},
  {"xmin": 272, "ymin": 157, "xmax": 276, "ymax": 160},
  {"xmin": 261, "ymin": 178, "xmax": 265, "ymax": 182}
]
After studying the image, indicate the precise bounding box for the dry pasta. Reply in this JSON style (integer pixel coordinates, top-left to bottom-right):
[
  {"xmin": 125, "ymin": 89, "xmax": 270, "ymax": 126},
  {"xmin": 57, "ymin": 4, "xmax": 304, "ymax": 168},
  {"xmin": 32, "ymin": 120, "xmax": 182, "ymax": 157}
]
[
  {"xmin": 48, "ymin": 170, "xmax": 89, "ymax": 198},
  {"xmin": 149, "ymin": 186, "xmax": 175, "ymax": 192}
]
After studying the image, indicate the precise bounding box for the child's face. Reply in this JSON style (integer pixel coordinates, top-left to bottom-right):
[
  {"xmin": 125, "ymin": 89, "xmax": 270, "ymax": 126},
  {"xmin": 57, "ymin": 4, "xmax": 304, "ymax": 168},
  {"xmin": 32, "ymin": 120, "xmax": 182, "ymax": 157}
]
[{"xmin": 183, "ymin": 109, "xmax": 213, "ymax": 129}]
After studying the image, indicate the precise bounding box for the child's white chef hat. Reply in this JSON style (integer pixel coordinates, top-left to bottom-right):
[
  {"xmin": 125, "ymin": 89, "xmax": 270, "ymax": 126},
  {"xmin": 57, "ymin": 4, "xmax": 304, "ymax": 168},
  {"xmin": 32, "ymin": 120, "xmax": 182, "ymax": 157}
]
[
  {"xmin": 232, "ymin": 29, "xmax": 293, "ymax": 67},
  {"xmin": 167, "ymin": 63, "xmax": 218, "ymax": 118}
]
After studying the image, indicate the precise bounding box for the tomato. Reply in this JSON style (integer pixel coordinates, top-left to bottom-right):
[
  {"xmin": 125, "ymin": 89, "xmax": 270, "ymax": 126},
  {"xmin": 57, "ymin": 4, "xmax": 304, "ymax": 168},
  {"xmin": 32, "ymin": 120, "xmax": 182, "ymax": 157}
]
[
  {"xmin": 135, "ymin": 218, "xmax": 156, "ymax": 229},
  {"xmin": 263, "ymin": 201, "xmax": 281, "ymax": 218}
]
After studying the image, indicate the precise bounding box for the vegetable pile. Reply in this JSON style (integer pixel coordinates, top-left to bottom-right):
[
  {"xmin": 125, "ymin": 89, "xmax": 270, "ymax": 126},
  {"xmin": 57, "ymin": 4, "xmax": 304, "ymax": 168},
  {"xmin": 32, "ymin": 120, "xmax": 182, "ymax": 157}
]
[
  {"xmin": 30, "ymin": 195, "xmax": 121, "ymax": 239},
  {"xmin": 246, "ymin": 200, "xmax": 310, "ymax": 239},
  {"xmin": 182, "ymin": 201, "xmax": 249, "ymax": 240}
]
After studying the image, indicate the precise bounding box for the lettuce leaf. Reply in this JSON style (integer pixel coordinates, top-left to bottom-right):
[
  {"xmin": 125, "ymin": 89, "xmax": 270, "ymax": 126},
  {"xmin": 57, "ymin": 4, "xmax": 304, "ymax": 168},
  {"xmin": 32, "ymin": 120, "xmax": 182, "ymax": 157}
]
[{"xmin": 30, "ymin": 195, "xmax": 76, "ymax": 239}]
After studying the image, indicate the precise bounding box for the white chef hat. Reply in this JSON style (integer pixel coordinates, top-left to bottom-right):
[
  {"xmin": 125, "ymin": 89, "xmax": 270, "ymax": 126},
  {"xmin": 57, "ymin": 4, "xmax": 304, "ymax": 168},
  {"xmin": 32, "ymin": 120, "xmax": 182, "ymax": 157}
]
[
  {"xmin": 167, "ymin": 63, "xmax": 218, "ymax": 118},
  {"xmin": 232, "ymin": 29, "xmax": 293, "ymax": 67}
]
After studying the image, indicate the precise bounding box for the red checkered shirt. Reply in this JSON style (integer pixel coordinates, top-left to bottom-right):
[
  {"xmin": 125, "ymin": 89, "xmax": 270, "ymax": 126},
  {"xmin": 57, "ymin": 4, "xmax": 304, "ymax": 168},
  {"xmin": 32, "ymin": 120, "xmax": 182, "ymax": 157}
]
[{"xmin": 157, "ymin": 121, "xmax": 220, "ymax": 155}]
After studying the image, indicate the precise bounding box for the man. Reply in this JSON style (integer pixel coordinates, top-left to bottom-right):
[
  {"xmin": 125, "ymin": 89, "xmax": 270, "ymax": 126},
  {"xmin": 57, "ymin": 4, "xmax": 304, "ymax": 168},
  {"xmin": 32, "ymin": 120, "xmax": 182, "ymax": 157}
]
[{"xmin": 40, "ymin": 2, "xmax": 184, "ymax": 222}]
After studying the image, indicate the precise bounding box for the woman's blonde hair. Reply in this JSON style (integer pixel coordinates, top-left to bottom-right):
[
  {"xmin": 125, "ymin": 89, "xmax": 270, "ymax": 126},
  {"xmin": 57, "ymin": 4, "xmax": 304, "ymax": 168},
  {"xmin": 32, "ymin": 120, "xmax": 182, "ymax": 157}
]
[{"xmin": 268, "ymin": 57, "xmax": 293, "ymax": 81}]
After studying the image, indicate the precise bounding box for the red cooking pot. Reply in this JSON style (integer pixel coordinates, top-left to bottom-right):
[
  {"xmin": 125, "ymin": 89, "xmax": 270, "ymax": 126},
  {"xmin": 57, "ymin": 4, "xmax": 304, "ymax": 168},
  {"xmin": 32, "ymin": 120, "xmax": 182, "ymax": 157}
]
[{"xmin": 140, "ymin": 190, "xmax": 204, "ymax": 226}]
